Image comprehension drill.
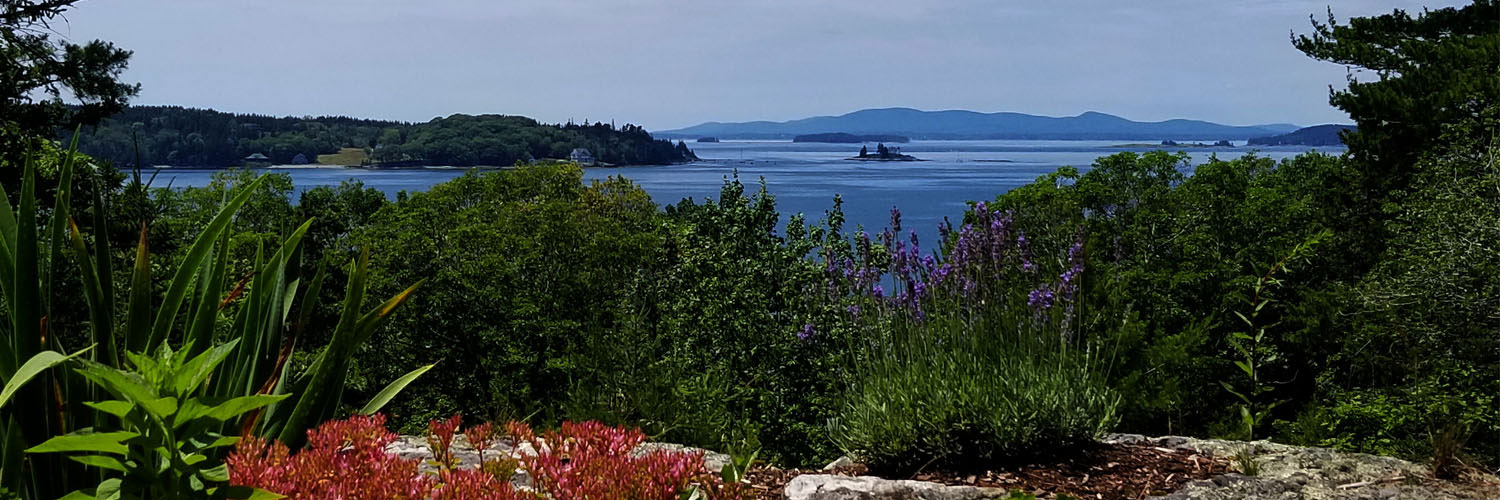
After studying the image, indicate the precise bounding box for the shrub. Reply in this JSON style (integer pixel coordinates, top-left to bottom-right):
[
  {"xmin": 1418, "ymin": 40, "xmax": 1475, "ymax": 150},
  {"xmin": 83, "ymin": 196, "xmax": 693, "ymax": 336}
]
[
  {"xmin": 568, "ymin": 178, "xmax": 852, "ymax": 466},
  {"xmin": 355, "ymin": 165, "xmax": 662, "ymax": 429},
  {"xmin": 829, "ymin": 206, "xmax": 1118, "ymax": 472}
]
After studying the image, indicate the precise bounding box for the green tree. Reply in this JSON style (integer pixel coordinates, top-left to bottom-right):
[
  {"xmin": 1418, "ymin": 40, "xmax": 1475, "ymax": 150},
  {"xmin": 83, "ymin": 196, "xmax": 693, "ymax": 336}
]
[
  {"xmin": 1293, "ymin": 0, "xmax": 1499, "ymax": 199},
  {"xmin": 354, "ymin": 164, "xmax": 662, "ymax": 430},
  {"xmin": 0, "ymin": 0, "xmax": 138, "ymax": 139}
]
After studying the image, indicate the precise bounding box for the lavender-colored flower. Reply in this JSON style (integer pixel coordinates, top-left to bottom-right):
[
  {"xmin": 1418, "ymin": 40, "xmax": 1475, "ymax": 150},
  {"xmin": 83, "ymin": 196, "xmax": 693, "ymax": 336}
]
[
  {"xmin": 797, "ymin": 323, "xmax": 816, "ymax": 341},
  {"xmin": 938, "ymin": 218, "xmax": 952, "ymax": 241},
  {"xmin": 1018, "ymin": 231, "xmax": 1035, "ymax": 272},
  {"xmin": 872, "ymin": 283, "xmax": 884, "ymax": 298},
  {"xmin": 847, "ymin": 304, "xmax": 861, "ymax": 320},
  {"xmin": 933, "ymin": 263, "xmax": 952, "ymax": 284},
  {"xmin": 1027, "ymin": 287, "xmax": 1055, "ymax": 310},
  {"xmin": 889, "ymin": 206, "xmax": 902, "ymax": 233},
  {"xmin": 975, "ymin": 201, "xmax": 987, "ymax": 214},
  {"xmin": 922, "ymin": 255, "xmax": 936, "ymax": 275},
  {"xmin": 908, "ymin": 229, "xmax": 919, "ymax": 250}
]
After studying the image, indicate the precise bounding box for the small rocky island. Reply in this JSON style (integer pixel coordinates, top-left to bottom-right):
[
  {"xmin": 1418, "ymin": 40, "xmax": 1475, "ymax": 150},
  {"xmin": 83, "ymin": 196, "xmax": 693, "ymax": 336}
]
[{"xmin": 847, "ymin": 143, "xmax": 924, "ymax": 161}]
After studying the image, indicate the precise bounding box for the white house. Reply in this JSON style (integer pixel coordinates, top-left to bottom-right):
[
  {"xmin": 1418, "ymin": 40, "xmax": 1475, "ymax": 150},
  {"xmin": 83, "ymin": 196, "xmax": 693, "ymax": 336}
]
[{"xmin": 569, "ymin": 148, "xmax": 595, "ymax": 165}]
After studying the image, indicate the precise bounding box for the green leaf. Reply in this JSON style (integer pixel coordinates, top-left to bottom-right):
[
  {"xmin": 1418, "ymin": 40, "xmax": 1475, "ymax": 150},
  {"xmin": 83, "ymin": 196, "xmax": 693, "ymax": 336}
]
[
  {"xmin": 93, "ymin": 478, "xmax": 123, "ymax": 500},
  {"xmin": 147, "ymin": 176, "xmax": 265, "ymax": 352},
  {"xmin": 68, "ymin": 454, "xmax": 129, "ymax": 472},
  {"xmin": 0, "ymin": 348, "xmax": 91, "ymax": 408},
  {"xmin": 200, "ymin": 435, "xmax": 239, "ymax": 450},
  {"xmin": 1233, "ymin": 310, "xmax": 1252, "ymax": 326},
  {"xmin": 68, "ymin": 217, "xmax": 117, "ymax": 366},
  {"xmin": 199, "ymin": 462, "xmax": 229, "ymax": 482},
  {"xmin": 73, "ymin": 360, "xmax": 163, "ymax": 415},
  {"xmin": 175, "ymin": 394, "xmax": 288, "ymax": 428},
  {"xmin": 26, "ymin": 431, "xmax": 138, "ymax": 455},
  {"xmin": 1234, "ymin": 360, "xmax": 1254, "ymax": 377},
  {"xmin": 125, "ymin": 223, "xmax": 153, "ymax": 353},
  {"xmin": 83, "ymin": 400, "xmax": 133, "ymax": 418},
  {"xmin": 359, "ymin": 363, "xmax": 436, "ymax": 415},
  {"xmin": 172, "ymin": 340, "xmax": 240, "ymax": 396},
  {"xmin": 1219, "ymin": 381, "xmax": 1249, "ymax": 403}
]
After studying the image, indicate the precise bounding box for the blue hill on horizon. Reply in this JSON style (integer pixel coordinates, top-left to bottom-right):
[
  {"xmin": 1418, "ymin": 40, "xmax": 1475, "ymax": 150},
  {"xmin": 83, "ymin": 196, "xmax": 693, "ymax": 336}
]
[{"xmin": 657, "ymin": 107, "xmax": 1301, "ymax": 141}]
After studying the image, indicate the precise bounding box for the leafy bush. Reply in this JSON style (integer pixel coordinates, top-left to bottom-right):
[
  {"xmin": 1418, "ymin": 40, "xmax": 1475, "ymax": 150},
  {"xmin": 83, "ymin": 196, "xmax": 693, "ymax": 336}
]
[
  {"xmin": 568, "ymin": 177, "xmax": 850, "ymax": 466},
  {"xmin": 0, "ymin": 141, "xmax": 425, "ymax": 497},
  {"xmin": 355, "ymin": 164, "xmax": 662, "ymax": 429},
  {"xmin": 27, "ymin": 342, "xmax": 284, "ymax": 498},
  {"xmin": 830, "ymin": 206, "xmax": 1118, "ymax": 471}
]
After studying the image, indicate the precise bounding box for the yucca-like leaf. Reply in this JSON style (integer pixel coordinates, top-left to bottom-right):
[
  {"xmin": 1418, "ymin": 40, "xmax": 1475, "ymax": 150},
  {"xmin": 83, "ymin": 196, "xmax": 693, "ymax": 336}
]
[
  {"xmin": 43, "ymin": 130, "xmax": 80, "ymax": 314},
  {"xmin": 145, "ymin": 176, "xmax": 265, "ymax": 352},
  {"xmin": 0, "ymin": 349, "xmax": 90, "ymax": 409},
  {"xmin": 89, "ymin": 172, "xmax": 114, "ymax": 363},
  {"xmin": 67, "ymin": 218, "xmax": 116, "ymax": 366},
  {"xmin": 272, "ymin": 250, "xmax": 421, "ymax": 446},
  {"xmin": 125, "ymin": 223, "xmax": 152, "ymax": 353},
  {"xmin": 222, "ymin": 220, "xmax": 312, "ymax": 401},
  {"xmin": 358, "ymin": 362, "xmax": 435, "ymax": 415}
]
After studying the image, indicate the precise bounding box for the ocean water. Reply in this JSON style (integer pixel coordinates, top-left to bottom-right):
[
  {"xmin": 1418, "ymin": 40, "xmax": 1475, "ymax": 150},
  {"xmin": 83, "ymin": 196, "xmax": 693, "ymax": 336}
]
[{"xmin": 152, "ymin": 140, "xmax": 1344, "ymax": 248}]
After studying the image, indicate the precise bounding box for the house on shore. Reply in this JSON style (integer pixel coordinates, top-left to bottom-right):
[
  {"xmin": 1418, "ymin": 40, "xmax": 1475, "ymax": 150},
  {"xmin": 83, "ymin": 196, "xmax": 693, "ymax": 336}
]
[
  {"xmin": 569, "ymin": 148, "xmax": 595, "ymax": 165},
  {"xmin": 244, "ymin": 153, "xmax": 273, "ymax": 167}
]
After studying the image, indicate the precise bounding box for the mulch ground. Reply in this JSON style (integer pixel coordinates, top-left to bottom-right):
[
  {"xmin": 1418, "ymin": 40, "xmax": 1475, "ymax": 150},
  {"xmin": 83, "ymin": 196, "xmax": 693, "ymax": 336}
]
[{"xmin": 744, "ymin": 443, "xmax": 1230, "ymax": 500}]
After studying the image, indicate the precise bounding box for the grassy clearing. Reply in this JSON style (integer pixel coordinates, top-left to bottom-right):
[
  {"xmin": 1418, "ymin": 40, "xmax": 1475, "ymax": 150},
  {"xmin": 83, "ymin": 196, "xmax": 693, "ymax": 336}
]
[{"xmin": 317, "ymin": 147, "xmax": 369, "ymax": 166}]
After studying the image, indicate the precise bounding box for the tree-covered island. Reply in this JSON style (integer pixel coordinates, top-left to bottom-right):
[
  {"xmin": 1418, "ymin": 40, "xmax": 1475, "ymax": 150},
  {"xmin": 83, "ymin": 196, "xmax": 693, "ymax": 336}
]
[
  {"xmin": 847, "ymin": 142, "xmax": 923, "ymax": 161},
  {"xmin": 60, "ymin": 107, "xmax": 697, "ymax": 168}
]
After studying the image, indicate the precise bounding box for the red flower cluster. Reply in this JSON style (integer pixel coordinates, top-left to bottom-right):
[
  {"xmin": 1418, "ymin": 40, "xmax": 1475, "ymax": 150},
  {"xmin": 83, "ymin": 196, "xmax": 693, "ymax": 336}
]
[
  {"xmin": 509, "ymin": 420, "xmax": 742, "ymax": 500},
  {"xmin": 227, "ymin": 414, "xmax": 434, "ymax": 499},
  {"xmin": 228, "ymin": 415, "xmax": 745, "ymax": 500}
]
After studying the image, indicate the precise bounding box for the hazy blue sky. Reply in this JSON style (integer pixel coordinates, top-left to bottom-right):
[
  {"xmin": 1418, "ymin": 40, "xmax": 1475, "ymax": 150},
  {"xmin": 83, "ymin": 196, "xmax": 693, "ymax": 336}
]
[{"xmin": 60, "ymin": 0, "xmax": 1461, "ymax": 130}]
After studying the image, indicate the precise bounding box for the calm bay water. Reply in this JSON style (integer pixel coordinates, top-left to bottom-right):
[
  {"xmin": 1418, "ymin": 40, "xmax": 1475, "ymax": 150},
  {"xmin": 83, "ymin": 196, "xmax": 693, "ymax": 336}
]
[{"xmin": 153, "ymin": 140, "xmax": 1343, "ymax": 247}]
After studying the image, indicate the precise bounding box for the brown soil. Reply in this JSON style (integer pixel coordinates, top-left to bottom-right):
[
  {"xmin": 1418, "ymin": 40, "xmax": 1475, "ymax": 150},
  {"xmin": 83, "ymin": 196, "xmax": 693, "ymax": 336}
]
[{"xmin": 745, "ymin": 444, "xmax": 1230, "ymax": 499}]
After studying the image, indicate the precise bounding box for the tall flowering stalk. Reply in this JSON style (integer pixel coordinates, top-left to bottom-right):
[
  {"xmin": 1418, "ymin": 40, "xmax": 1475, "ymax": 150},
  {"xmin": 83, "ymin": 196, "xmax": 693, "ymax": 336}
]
[
  {"xmin": 827, "ymin": 202, "xmax": 1117, "ymax": 471},
  {"xmin": 833, "ymin": 202, "xmax": 1085, "ymax": 335}
]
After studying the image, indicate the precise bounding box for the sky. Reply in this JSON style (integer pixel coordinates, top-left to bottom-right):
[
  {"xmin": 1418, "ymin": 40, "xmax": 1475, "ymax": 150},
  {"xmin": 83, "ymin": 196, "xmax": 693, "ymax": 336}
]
[{"xmin": 56, "ymin": 0, "xmax": 1464, "ymax": 131}]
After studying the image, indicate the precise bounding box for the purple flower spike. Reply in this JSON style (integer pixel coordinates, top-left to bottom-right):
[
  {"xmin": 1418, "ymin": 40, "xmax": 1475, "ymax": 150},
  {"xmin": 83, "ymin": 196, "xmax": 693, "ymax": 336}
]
[
  {"xmin": 798, "ymin": 323, "xmax": 816, "ymax": 341},
  {"xmin": 872, "ymin": 283, "xmax": 884, "ymax": 298},
  {"xmin": 1028, "ymin": 288, "xmax": 1056, "ymax": 310}
]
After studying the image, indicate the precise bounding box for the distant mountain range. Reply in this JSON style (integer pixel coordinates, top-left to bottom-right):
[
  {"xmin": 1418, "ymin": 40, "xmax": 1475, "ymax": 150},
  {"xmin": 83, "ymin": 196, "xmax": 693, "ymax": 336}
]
[
  {"xmin": 1247, "ymin": 124, "xmax": 1354, "ymax": 146},
  {"xmin": 656, "ymin": 108, "xmax": 1301, "ymax": 141}
]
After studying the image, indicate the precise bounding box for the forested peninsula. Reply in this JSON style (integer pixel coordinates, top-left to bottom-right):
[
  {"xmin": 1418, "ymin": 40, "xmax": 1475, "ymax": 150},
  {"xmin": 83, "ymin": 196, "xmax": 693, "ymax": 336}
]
[{"xmin": 66, "ymin": 106, "xmax": 697, "ymax": 168}]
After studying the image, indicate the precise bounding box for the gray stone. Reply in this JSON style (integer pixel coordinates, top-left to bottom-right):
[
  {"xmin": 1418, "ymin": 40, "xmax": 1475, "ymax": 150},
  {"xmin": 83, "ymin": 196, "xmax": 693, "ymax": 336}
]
[
  {"xmin": 784, "ymin": 475, "xmax": 1012, "ymax": 500},
  {"xmin": 631, "ymin": 442, "xmax": 732, "ymax": 472},
  {"xmin": 824, "ymin": 456, "xmax": 856, "ymax": 470},
  {"xmin": 1144, "ymin": 436, "xmax": 1497, "ymax": 500}
]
